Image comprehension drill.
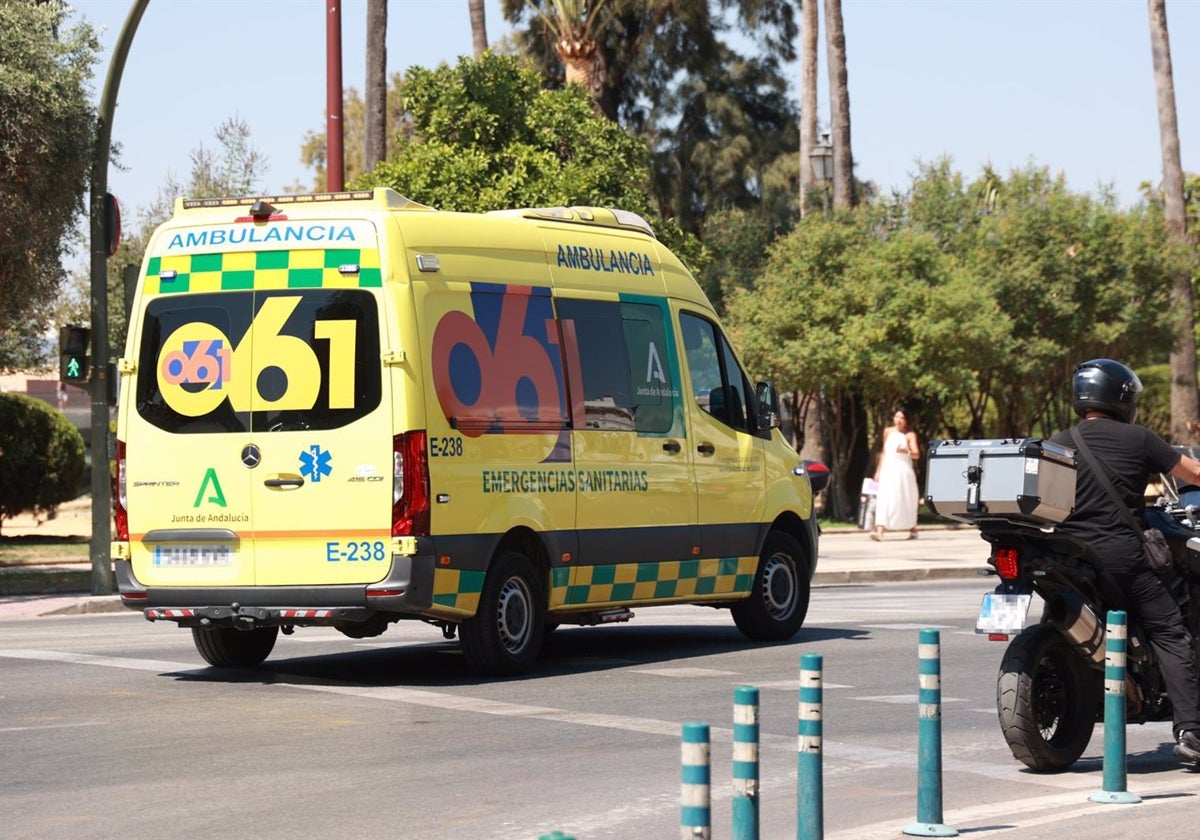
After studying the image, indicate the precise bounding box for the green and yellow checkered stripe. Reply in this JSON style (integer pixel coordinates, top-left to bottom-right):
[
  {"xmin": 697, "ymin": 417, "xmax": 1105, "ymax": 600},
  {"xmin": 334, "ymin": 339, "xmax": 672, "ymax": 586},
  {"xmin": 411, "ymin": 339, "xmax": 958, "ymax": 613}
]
[
  {"xmin": 144, "ymin": 249, "xmax": 382, "ymax": 295},
  {"xmin": 432, "ymin": 568, "xmax": 486, "ymax": 617},
  {"xmin": 565, "ymin": 557, "xmax": 756, "ymax": 605},
  {"xmin": 429, "ymin": 557, "xmax": 757, "ymax": 617}
]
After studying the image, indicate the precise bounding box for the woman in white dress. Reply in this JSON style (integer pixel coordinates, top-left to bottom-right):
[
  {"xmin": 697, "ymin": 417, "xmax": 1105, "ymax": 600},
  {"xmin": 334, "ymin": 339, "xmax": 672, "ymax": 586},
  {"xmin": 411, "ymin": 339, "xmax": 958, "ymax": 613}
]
[{"xmin": 871, "ymin": 408, "xmax": 920, "ymax": 541}]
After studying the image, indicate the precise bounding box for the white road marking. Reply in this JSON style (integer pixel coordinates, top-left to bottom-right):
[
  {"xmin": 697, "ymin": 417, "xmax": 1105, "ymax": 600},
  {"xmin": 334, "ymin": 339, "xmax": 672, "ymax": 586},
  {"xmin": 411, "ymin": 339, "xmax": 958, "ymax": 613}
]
[
  {"xmin": 756, "ymin": 680, "xmax": 853, "ymax": 690},
  {"xmin": 0, "ymin": 722, "xmax": 104, "ymax": 733},
  {"xmin": 632, "ymin": 667, "xmax": 737, "ymax": 677},
  {"xmin": 0, "ymin": 647, "xmax": 1168, "ymax": 798},
  {"xmin": 852, "ymin": 694, "xmax": 967, "ymax": 704}
]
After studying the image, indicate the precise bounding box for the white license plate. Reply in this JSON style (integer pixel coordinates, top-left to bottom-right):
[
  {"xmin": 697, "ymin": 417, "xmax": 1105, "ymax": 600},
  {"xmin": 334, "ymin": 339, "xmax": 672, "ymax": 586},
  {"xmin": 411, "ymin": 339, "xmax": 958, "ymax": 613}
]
[
  {"xmin": 153, "ymin": 544, "xmax": 234, "ymax": 567},
  {"xmin": 975, "ymin": 592, "xmax": 1031, "ymax": 635}
]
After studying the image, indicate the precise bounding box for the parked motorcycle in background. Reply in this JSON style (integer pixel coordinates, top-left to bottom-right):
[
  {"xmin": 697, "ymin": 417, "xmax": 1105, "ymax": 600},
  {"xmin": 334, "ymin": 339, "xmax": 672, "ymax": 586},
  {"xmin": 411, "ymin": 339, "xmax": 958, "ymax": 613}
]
[{"xmin": 926, "ymin": 439, "xmax": 1200, "ymax": 772}]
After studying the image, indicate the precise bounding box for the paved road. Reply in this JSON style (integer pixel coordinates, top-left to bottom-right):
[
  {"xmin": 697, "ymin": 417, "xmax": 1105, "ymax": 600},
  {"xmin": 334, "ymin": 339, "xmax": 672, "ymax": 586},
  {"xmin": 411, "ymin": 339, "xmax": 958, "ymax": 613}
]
[{"xmin": 3, "ymin": 577, "xmax": 1197, "ymax": 838}]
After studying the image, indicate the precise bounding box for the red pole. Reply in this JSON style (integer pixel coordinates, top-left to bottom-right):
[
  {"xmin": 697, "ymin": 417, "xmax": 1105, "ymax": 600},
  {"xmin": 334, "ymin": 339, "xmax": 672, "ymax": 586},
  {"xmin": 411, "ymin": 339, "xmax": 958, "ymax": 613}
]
[{"xmin": 326, "ymin": 1, "xmax": 344, "ymax": 191}]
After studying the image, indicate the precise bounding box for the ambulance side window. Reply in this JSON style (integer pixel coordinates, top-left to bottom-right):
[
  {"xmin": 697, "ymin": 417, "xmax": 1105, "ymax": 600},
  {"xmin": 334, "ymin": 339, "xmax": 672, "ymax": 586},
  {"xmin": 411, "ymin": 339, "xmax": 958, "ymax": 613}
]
[
  {"xmin": 680, "ymin": 312, "xmax": 755, "ymax": 434},
  {"xmin": 557, "ymin": 299, "xmax": 674, "ymax": 434}
]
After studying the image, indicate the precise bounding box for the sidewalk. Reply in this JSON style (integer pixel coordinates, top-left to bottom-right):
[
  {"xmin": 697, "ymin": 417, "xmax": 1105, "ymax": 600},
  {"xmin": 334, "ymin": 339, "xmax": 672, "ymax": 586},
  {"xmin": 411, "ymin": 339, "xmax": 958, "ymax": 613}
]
[{"xmin": 1, "ymin": 499, "xmax": 990, "ymax": 618}]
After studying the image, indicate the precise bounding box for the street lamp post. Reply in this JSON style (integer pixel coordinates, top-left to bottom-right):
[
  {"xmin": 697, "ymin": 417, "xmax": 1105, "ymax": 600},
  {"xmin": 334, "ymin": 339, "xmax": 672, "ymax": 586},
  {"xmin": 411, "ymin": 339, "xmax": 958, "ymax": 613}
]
[
  {"xmin": 809, "ymin": 132, "xmax": 834, "ymax": 214},
  {"xmin": 89, "ymin": 0, "xmax": 149, "ymax": 594}
]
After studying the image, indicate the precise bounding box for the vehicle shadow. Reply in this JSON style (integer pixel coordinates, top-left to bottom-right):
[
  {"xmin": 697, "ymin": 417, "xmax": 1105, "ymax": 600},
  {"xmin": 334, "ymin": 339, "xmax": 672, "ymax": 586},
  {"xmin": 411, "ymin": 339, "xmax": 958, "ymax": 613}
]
[{"xmin": 168, "ymin": 622, "xmax": 871, "ymax": 689}]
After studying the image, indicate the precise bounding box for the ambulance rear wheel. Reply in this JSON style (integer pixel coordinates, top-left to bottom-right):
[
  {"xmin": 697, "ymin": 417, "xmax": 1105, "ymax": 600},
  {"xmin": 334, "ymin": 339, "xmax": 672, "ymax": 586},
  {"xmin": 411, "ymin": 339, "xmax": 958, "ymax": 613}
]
[
  {"xmin": 460, "ymin": 551, "xmax": 545, "ymax": 675},
  {"xmin": 732, "ymin": 532, "xmax": 809, "ymax": 641},
  {"xmin": 191, "ymin": 626, "xmax": 278, "ymax": 668}
]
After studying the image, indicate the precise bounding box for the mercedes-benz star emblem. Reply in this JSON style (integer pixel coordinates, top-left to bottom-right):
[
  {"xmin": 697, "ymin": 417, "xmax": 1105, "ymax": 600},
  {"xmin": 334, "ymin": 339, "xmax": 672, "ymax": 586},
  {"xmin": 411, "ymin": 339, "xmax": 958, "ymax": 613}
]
[{"xmin": 241, "ymin": 444, "xmax": 261, "ymax": 469}]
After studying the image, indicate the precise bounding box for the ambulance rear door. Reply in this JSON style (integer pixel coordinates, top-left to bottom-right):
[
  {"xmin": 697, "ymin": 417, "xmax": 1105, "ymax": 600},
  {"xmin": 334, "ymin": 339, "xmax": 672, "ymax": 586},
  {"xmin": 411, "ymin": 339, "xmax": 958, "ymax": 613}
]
[{"xmin": 242, "ymin": 222, "xmax": 393, "ymax": 587}]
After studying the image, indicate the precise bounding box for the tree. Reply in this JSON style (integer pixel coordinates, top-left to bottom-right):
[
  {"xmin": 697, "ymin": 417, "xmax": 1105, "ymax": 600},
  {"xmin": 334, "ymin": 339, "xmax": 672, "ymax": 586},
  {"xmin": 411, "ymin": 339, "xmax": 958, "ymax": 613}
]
[
  {"xmin": 727, "ymin": 162, "xmax": 1183, "ymax": 518},
  {"xmin": 798, "ymin": 0, "xmax": 818, "ymax": 217},
  {"xmin": 469, "ymin": 0, "xmax": 490, "ymax": 57},
  {"xmin": 521, "ymin": 0, "xmax": 613, "ymax": 115},
  {"xmin": 503, "ymin": 0, "xmax": 801, "ymax": 236},
  {"xmin": 360, "ymin": 52, "xmax": 705, "ymax": 270},
  {"xmin": 0, "ymin": 1, "xmax": 98, "ymax": 340},
  {"xmin": 0, "ymin": 393, "xmax": 86, "ymax": 533},
  {"xmin": 824, "ymin": 0, "xmax": 855, "ymax": 210},
  {"xmin": 365, "ymin": 0, "xmax": 388, "ymax": 172},
  {"xmin": 1148, "ymin": 0, "xmax": 1199, "ymax": 444}
]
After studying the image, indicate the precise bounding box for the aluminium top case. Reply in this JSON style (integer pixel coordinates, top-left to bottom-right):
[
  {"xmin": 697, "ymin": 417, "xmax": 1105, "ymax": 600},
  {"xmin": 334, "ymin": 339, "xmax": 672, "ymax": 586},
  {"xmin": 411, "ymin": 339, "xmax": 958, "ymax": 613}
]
[{"xmin": 925, "ymin": 438, "xmax": 1076, "ymax": 528}]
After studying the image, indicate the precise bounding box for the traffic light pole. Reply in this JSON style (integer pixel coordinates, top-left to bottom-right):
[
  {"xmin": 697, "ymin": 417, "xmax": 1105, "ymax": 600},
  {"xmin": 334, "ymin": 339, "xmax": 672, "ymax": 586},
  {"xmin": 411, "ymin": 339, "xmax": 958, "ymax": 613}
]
[{"xmin": 89, "ymin": 0, "xmax": 149, "ymax": 595}]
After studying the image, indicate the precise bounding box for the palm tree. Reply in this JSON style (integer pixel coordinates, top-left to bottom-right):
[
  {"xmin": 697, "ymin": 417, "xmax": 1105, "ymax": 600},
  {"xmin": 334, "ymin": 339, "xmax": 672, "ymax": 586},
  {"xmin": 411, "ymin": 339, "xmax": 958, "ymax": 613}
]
[
  {"xmin": 1149, "ymin": 0, "xmax": 1199, "ymax": 443},
  {"xmin": 824, "ymin": 0, "xmax": 854, "ymax": 210},
  {"xmin": 469, "ymin": 0, "xmax": 489, "ymax": 57},
  {"xmin": 798, "ymin": 0, "xmax": 818, "ymax": 218},
  {"xmin": 526, "ymin": 0, "xmax": 613, "ymax": 114},
  {"xmin": 365, "ymin": 0, "xmax": 387, "ymax": 172}
]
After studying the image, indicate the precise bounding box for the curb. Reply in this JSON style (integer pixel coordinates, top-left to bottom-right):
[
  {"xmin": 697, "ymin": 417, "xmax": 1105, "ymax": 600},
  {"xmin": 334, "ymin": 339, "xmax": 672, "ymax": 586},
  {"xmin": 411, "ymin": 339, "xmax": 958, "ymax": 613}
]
[{"xmin": 813, "ymin": 566, "xmax": 986, "ymax": 585}]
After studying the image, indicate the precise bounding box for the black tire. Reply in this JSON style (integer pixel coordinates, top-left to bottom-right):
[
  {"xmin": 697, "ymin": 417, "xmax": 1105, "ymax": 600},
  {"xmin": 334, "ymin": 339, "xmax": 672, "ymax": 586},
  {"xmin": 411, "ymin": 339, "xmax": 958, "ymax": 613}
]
[
  {"xmin": 731, "ymin": 531, "xmax": 810, "ymax": 641},
  {"xmin": 460, "ymin": 551, "xmax": 545, "ymax": 675},
  {"xmin": 191, "ymin": 626, "xmax": 278, "ymax": 668},
  {"xmin": 997, "ymin": 623, "xmax": 1099, "ymax": 772}
]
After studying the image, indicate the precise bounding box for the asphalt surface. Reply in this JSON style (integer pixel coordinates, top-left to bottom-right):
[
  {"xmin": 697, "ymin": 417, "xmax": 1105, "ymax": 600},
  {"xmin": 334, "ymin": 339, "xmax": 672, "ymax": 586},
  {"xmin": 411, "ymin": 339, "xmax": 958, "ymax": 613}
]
[{"xmin": 0, "ymin": 525, "xmax": 991, "ymax": 619}]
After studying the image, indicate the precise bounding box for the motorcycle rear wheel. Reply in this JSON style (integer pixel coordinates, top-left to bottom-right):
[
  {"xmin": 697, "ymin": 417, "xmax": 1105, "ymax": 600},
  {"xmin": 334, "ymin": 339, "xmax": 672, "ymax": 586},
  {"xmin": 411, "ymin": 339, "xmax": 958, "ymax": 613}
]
[{"xmin": 997, "ymin": 623, "xmax": 1099, "ymax": 772}]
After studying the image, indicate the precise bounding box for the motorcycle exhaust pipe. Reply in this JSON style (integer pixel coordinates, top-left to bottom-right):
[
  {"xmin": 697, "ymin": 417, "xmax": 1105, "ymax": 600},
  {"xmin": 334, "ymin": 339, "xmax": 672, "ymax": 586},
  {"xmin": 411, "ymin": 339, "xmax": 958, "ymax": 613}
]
[{"xmin": 1047, "ymin": 591, "xmax": 1106, "ymax": 665}]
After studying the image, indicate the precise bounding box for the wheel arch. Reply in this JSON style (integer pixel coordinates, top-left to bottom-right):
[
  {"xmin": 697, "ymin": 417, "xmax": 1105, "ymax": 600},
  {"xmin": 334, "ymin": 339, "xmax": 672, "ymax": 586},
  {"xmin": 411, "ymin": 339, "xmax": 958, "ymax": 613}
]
[{"xmin": 763, "ymin": 510, "xmax": 818, "ymax": 580}]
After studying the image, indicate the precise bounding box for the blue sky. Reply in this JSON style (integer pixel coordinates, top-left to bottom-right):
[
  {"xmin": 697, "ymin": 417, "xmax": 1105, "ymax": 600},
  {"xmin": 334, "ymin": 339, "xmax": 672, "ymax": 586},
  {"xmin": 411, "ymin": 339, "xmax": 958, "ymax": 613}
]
[{"xmin": 78, "ymin": 0, "xmax": 1198, "ymax": 228}]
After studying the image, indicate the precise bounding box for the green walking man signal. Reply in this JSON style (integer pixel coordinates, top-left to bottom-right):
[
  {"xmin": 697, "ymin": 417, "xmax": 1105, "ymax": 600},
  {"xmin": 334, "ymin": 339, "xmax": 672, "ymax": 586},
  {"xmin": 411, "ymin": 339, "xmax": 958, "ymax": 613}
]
[{"xmin": 60, "ymin": 324, "xmax": 91, "ymax": 385}]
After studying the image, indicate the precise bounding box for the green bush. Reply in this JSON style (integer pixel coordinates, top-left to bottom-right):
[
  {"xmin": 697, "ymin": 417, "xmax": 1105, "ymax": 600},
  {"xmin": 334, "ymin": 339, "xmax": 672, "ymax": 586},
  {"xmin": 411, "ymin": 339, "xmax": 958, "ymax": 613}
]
[{"xmin": 0, "ymin": 393, "xmax": 86, "ymax": 529}]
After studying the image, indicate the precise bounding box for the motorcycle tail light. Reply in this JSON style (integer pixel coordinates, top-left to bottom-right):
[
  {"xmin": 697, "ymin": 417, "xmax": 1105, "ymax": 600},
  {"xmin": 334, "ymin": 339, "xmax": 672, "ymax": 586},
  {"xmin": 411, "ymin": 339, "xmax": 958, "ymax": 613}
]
[{"xmin": 994, "ymin": 547, "xmax": 1020, "ymax": 580}]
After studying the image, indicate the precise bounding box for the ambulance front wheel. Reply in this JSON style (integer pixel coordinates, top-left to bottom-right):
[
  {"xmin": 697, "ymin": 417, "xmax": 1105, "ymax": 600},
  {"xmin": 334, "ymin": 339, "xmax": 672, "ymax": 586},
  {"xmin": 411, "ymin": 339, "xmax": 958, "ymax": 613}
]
[
  {"xmin": 191, "ymin": 626, "xmax": 278, "ymax": 668},
  {"xmin": 731, "ymin": 532, "xmax": 810, "ymax": 641},
  {"xmin": 460, "ymin": 551, "xmax": 546, "ymax": 675}
]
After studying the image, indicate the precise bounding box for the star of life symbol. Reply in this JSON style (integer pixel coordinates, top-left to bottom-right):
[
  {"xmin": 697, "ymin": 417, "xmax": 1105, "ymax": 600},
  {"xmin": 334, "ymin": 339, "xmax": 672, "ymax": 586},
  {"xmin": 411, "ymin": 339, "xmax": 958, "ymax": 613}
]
[{"xmin": 299, "ymin": 445, "xmax": 332, "ymax": 483}]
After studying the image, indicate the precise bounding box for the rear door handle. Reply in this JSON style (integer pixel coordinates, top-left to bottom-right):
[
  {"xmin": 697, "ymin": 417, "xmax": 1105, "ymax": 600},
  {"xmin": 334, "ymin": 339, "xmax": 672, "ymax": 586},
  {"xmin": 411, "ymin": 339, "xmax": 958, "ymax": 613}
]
[
  {"xmin": 264, "ymin": 476, "xmax": 305, "ymax": 489},
  {"xmin": 697, "ymin": 443, "xmax": 716, "ymax": 456},
  {"xmin": 662, "ymin": 440, "xmax": 682, "ymax": 454}
]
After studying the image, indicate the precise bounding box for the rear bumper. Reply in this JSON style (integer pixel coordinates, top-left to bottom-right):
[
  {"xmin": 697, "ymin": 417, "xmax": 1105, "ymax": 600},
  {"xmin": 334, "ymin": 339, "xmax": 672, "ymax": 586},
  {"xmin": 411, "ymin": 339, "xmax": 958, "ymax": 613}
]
[{"xmin": 114, "ymin": 547, "xmax": 438, "ymax": 625}]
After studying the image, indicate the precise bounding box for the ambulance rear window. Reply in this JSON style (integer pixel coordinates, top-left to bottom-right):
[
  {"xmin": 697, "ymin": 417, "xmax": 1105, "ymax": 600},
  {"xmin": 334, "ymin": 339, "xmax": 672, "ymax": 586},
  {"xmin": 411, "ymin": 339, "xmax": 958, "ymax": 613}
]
[{"xmin": 135, "ymin": 289, "xmax": 381, "ymax": 434}]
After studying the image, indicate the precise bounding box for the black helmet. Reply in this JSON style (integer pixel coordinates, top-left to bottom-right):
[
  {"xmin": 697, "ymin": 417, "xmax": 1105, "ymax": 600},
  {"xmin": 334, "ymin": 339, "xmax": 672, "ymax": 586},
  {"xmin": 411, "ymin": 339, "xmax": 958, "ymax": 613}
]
[{"xmin": 1072, "ymin": 359, "xmax": 1142, "ymax": 423}]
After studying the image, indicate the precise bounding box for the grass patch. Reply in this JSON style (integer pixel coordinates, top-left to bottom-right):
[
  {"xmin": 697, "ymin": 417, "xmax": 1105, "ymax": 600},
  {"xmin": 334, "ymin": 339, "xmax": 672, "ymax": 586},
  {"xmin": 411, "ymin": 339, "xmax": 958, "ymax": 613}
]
[{"xmin": 0, "ymin": 535, "xmax": 90, "ymax": 566}]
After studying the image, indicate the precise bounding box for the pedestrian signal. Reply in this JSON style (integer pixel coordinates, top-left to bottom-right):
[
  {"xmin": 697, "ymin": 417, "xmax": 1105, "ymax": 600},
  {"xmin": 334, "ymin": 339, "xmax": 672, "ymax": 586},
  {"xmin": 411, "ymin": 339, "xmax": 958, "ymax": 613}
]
[{"xmin": 59, "ymin": 325, "xmax": 91, "ymax": 385}]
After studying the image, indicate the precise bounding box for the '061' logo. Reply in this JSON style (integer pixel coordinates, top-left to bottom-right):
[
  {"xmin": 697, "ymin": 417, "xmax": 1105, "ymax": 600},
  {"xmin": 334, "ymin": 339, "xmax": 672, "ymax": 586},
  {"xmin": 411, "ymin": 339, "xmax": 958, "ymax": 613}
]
[{"xmin": 156, "ymin": 296, "xmax": 356, "ymax": 417}]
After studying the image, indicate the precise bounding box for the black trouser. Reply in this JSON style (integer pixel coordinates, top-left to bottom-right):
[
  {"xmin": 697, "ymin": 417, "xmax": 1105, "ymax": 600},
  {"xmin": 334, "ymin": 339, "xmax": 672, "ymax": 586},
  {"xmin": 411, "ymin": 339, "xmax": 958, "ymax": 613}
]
[{"xmin": 1102, "ymin": 550, "xmax": 1200, "ymax": 736}]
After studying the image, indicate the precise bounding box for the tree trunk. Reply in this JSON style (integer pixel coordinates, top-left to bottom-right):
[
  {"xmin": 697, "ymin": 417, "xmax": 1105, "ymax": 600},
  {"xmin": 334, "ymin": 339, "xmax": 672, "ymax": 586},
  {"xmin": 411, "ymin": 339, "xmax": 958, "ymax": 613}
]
[
  {"xmin": 824, "ymin": 0, "xmax": 855, "ymax": 210},
  {"xmin": 468, "ymin": 0, "xmax": 488, "ymax": 58},
  {"xmin": 364, "ymin": 0, "xmax": 387, "ymax": 173},
  {"xmin": 1149, "ymin": 0, "xmax": 1199, "ymax": 443},
  {"xmin": 799, "ymin": 0, "xmax": 818, "ymax": 217}
]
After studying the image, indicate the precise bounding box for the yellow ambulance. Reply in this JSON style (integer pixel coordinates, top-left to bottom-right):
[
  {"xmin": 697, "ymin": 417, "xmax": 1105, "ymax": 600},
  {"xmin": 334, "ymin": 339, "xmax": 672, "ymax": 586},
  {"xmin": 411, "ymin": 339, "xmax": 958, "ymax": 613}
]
[{"xmin": 112, "ymin": 188, "xmax": 826, "ymax": 675}]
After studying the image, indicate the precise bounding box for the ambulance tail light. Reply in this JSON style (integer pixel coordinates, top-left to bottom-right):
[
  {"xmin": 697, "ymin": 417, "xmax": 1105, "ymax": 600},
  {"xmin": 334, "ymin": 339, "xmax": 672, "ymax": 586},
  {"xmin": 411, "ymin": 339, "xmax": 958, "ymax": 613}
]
[
  {"xmin": 393, "ymin": 432, "xmax": 430, "ymax": 536},
  {"xmin": 114, "ymin": 439, "xmax": 128, "ymax": 540}
]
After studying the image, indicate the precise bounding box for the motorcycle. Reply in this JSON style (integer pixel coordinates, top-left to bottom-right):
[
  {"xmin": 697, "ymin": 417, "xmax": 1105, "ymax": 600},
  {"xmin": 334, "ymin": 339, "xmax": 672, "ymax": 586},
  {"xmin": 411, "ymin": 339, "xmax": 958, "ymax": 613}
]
[{"xmin": 973, "ymin": 466, "xmax": 1200, "ymax": 772}]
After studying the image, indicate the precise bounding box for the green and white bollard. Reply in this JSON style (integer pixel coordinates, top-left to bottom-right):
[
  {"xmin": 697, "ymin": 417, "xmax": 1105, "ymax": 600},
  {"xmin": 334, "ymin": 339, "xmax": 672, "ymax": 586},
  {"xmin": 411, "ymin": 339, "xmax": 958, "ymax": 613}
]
[
  {"xmin": 797, "ymin": 652, "xmax": 823, "ymax": 840},
  {"xmin": 732, "ymin": 685, "xmax": 760, "ymax": 840},
  {"xmin": 903, "ymin": 628, "xmax": 958, "ymax": 837},
  {"xmin": 682, "ymin": 721, "xmax": 711, "ymax": 839},
  {"xmin": 1089, "ymin": 610, "xmax": 1142, "ymax": 804}
]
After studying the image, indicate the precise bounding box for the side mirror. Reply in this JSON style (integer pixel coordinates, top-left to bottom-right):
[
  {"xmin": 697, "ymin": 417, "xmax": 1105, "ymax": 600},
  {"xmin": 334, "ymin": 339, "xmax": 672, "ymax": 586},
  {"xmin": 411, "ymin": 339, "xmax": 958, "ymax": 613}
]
[
  {"xmin": 801, "ymin": 459, "xmax": 830, "ymax": 494},
  {"xmin": 755, "ymin": 380, "xmax": 781, "ymax": 431}
]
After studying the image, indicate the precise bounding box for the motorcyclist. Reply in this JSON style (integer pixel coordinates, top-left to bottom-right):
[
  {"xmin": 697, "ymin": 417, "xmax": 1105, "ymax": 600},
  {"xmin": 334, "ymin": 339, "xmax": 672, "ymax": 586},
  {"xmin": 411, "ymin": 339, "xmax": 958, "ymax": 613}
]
[{"xmin": 1049, "ymin": 359, "xmax": 1200, "ymax": 765}]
